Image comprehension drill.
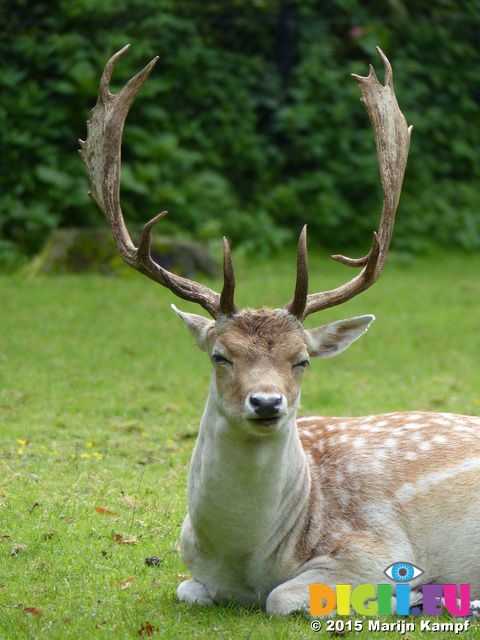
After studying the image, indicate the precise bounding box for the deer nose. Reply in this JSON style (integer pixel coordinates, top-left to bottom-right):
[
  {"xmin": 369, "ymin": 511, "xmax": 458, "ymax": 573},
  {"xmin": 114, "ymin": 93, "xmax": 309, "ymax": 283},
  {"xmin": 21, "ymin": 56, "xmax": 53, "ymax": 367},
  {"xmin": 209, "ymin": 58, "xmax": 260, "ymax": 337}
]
[{"xmin": 248, "ymin": 392, "xmax": 285, "ymax": 419}]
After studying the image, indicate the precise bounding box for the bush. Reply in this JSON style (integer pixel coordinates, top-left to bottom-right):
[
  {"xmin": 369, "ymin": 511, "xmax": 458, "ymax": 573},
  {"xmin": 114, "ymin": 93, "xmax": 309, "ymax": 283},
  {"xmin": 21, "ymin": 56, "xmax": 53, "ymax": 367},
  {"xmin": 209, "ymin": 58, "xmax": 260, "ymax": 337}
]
[{"xmin": 1, "ymin": 0, "xmax": 479, "ymax": 269}]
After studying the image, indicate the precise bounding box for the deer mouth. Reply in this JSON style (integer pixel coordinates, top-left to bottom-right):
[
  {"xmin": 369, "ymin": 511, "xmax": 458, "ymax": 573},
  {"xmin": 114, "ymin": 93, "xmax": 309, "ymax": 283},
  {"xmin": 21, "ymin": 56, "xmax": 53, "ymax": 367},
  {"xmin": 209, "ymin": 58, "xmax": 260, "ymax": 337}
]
[
  {"xmin": 244, "ymin": 416, "xmax": 283, "ymax": 436},
  {"xmin": 249, "ymin": 416, "xmax": 281, "ymax": 427}
]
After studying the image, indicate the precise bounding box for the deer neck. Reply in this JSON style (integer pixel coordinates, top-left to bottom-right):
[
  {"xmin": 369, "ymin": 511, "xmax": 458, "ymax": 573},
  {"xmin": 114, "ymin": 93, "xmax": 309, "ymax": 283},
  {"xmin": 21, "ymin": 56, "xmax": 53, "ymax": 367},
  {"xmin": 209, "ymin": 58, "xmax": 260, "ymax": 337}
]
[{"xmin": 187, "ymin": 390, "xmax": 311, "ymax": 549}]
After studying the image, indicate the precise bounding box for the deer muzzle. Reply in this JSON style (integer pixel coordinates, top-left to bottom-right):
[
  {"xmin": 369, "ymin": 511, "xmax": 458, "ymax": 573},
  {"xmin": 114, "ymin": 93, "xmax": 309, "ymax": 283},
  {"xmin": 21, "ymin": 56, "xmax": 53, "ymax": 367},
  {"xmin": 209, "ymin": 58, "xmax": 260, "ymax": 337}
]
[{"xmin": 245, "ymin": 387, "xmax": 287, "ymax": 423}]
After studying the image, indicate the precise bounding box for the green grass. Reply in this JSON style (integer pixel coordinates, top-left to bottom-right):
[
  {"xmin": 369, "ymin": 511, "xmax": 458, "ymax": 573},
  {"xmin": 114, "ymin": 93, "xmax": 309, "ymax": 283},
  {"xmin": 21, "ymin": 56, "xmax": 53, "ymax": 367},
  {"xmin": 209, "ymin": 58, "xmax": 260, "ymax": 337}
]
[{"xmin": 1, "ymin": 249, "xmax": 480, "ymax": 638}]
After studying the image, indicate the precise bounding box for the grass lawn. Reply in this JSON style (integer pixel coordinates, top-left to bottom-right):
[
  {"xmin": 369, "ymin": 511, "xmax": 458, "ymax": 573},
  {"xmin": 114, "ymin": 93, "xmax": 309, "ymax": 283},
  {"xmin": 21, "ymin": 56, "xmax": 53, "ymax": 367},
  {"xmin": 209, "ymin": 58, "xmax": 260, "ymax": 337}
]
[{"xmin": 1, "ymin": 248, "xmax": 480, "ymax": 638}]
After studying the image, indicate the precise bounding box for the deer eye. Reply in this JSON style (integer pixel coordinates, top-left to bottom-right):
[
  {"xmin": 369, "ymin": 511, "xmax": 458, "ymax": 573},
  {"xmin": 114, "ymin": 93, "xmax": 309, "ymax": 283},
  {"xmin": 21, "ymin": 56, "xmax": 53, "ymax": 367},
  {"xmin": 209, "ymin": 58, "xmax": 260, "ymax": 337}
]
[
  {"xmin": 293, "ymin": 359, "xmax": 310, "ymax": 370},
  {"xmin": 212, "ymin": 354, "xmax": 232, "ymax": 367}
]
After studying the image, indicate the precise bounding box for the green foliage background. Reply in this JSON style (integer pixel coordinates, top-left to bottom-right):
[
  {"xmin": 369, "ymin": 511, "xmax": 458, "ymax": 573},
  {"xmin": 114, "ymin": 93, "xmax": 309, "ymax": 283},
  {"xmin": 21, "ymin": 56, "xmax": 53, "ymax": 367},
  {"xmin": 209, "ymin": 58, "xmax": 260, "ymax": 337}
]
[{"xmin": 1, "ymin": 0, "xmax": 479, "ymax": 269}]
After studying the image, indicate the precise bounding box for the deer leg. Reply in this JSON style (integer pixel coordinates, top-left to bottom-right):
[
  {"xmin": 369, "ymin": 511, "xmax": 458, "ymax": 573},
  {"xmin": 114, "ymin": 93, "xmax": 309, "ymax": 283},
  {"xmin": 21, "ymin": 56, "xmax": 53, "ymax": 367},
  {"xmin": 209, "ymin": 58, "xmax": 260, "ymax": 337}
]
[
  {"xmin": 177, "ymin": 579, "xmax": 215, "ymax": 606},
  {"xmin": 265, "ymin": 570, "xmax": 320, "ymax": 615}
]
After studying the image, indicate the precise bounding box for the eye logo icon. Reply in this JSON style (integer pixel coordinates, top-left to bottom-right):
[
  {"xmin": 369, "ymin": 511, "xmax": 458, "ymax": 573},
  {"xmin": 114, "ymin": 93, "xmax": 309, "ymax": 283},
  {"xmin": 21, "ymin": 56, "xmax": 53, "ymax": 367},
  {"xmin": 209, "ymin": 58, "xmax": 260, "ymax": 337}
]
[{"xmin": 384, "ymin": 562, "xmax": 424, "ymax": 582}]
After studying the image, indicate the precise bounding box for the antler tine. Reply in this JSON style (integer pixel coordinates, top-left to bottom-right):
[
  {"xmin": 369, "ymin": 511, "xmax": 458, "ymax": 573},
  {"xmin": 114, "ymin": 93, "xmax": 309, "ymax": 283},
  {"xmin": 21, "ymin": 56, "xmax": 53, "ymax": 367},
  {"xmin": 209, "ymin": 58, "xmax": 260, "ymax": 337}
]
[
  {"xmin": 285, "ymin": 225, "xmax": 309, "ymax": 319},
  {"xmin": 79, "ymin": 45, "xmax": 235, "ymax": 320},
  {"xmin": 286, "ymin": 47, "xmax": 411, "ymax": 321},
  {"xmin": 219, "ymin": 237, "xmax": 240, "ymax": 316}
]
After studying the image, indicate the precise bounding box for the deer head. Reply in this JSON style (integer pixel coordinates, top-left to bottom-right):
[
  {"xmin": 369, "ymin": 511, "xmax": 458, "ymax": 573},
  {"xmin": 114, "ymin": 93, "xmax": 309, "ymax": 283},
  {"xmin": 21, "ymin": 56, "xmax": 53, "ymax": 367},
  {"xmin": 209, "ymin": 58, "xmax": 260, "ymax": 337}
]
[{"xmin": 172, "ymin": 306, "xmax": 375, "ymax": 435}]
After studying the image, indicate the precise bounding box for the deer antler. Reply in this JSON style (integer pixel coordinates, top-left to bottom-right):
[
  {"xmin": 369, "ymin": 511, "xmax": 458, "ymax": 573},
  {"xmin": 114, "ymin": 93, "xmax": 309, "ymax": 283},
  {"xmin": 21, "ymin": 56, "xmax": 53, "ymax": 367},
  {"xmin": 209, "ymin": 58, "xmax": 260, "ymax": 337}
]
[
  {"xmin": 285, "ymin": 47, "xmax": 412, "ymax": 320},
  {"xmin": 79, "ymin": 44, "xmax": 239, "ymax": 319}
]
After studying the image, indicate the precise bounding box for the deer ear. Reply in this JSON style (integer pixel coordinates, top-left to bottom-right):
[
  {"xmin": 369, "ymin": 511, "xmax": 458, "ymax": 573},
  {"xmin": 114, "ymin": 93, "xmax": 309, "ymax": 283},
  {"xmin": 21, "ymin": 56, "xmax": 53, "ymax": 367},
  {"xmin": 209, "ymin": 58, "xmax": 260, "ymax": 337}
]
[
  {"xmin": 305, "ymin": 315, "xmax": 375, "ymax": 359},
  {"xmin": 171, "ymin": 304, "xmax": 215, "ymax": 352}
]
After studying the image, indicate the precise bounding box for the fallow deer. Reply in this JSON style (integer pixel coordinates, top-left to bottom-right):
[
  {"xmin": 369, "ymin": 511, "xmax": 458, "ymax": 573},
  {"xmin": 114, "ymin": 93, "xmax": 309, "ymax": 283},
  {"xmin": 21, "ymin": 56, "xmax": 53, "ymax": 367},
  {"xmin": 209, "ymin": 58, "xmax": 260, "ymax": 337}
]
[{"xmin": 79, "ymin": 45, "xmax": 480, "ymax": 616}]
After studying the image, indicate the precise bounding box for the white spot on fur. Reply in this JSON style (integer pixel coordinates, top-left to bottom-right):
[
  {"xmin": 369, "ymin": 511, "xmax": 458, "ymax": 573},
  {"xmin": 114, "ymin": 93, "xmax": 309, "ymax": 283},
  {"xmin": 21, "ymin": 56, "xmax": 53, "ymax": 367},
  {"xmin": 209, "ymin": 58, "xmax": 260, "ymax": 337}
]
[
  {"xmin": 433, "ymin": 417, "xmax": 453, "ymax": 426},
  {"xmin": 384, "ymin": 438, "xmax": 397, "ymax": 449},
  {"xmin": 369, "ymin": 426, "xmax": 382, "ymax": 434},
  {"xmin": 370, "ymin": 459, "xmax": 384, "ymax": 472},
  {"xmin": 454, "ymin": 426, "xmax": 474, "ymax": 434},
  {"xmin": 360, "ymin": 417, "xmax": 374, "ymax": 425},
  {"xmin": 398, "ymin": 482, "xmax": 415, "ymax": 500},
  {"xmin": 405, "ymin": 422, "xmax": 423, "ymax": 430}
]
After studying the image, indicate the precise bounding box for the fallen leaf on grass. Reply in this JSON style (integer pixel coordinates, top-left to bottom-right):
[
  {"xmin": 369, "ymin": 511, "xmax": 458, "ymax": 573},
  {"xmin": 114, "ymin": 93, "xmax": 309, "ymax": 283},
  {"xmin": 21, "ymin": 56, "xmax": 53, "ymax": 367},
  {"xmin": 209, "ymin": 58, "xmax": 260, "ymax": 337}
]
[
  {"xmin": 23, "ymin": 607, "xmax": 43, "ymax": 617},
  {"xmin": 42, "ymin": 530, "xmax": 58, "ymax": 540},
  {"xmin": 138, "ymin": 621, "xmax": 158, "ymax": 636},
  {"xmin": 0, "ymin": 535, "xmax": 11, "ymax": 542},
  {"xmin": 11, "ymin": 544, "xmax": 28, "ymax": 556},
  {"xmin": 114, "ymin": 533, "xmax": 138, "ymax": 545},
  {"xmin": 95, "ymin": 506, "xmax": 118, "ymax": 516},
  {"xmin": 175, "ymin": 573, "xmax": 189, "ymax": 581},
  {"xmin": 111, "ymin": 576, "xmax": 136, "ymax": 589}
]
